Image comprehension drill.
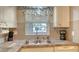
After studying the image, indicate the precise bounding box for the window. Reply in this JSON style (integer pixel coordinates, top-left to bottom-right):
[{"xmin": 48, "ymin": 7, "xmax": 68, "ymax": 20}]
[
  {"xmin": 32, "ymin": 23, "xmax": 48, "ymax": 35},
  {"xmin": 33, "ymin": 23, "xmax": 47, "ymax": 33},
  {"xmin": 25, "ymin": 7, "xmax": 52, "ymax": 35},
  {"xmin": 25, "ymin": 22, "xmax": 49, "ymax": 35}
]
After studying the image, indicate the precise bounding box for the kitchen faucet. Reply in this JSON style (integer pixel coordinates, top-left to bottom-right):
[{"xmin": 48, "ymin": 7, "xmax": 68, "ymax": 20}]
[
  {"xmin": 34, "ymin": 36, "xmax": 42, "ymax": 44},
  {"xmin": 46, "ymin": 36, "xmax": 51, "ymax": 43}
]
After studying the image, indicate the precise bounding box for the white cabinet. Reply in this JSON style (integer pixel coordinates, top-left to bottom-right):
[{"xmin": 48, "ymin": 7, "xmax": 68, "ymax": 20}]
[
  {"xmin": 53, "ymin": 7, "xmax": 70, "ymax": 27},
  {"xmin": 0, "ymin": 7, "xmax": 17, "ymax": 28},
  {"xmin": 0, "ymin": 7, "xmax": 4, "ymax": 21}
]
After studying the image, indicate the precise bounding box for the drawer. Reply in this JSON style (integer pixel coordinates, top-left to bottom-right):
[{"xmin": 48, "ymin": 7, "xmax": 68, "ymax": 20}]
[
  {"xmin": 20, "ymin": 47, "xmax": 54, "ymax": 52},
  {"xmin": 55, "ymin": 46, "xmax": 78, "ymax": 52}
]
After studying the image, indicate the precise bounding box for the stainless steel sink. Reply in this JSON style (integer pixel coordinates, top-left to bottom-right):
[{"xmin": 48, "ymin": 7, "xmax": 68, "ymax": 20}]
[{"xmin": 25, "ymin": 39, "xmax": 52, "ymax": 45}]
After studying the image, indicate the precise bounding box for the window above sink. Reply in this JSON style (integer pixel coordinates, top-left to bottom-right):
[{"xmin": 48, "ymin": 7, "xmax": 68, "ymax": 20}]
[{"xmin": 24, "ymin": 6, "xmax": 53, "ymax": 35}]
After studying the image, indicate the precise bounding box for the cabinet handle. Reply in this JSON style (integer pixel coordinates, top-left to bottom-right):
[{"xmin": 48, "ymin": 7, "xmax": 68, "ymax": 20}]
[
  {"xmin": 59, "ymin": 24, "xmax": 61, "ymax": 26},
  {"xmin": 63, "ymin": 46, "xmax": 68, "ymax": 48},
  {"xmin": 63, "ymin": 46, "xmax": 73, "ymax": 48},
  {"xmin": 59, "ymin": 24, "xmax": 61, "ymax": 25}
]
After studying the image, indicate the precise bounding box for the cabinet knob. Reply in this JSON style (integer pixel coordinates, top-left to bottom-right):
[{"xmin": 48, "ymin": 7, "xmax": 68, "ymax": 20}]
[{"xmin": 59, "ymin": 24, "xmax": 61, "ymax": 25}]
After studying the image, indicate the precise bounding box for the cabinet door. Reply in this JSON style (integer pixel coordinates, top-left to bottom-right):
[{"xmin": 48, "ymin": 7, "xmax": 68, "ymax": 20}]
[
  {"xmin": 0, "ymin": 7, "xmax": 17, "ymax": 28},
  {"xmin": 55, "ymin": 46, "xmax": 78, "ymax": 52},
  {"xmin": 53, "ymin": 7, "xmax": 70, "ymax": 27},
  {"xmin": 20, "ymin": 47, "xmax": 53, "ymax": 52},
  {"xmin": 4, "ymin": 7, "xmax": 17, "ymax": 28},
  {"xmin": 71, "ymin": 7, "xmax": 79, "ymax": 43},
  {"xmin": 0, "ymin": 7, "xmax": 4, "ymax": 21}
]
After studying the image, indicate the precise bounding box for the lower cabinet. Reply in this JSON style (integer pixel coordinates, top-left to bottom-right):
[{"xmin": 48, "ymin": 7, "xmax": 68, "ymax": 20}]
[
  {"xmin": 20, "ymin": 46, "xmax": 79, "ymax": 52},
  {"xmin": 55, "ymin": 46, "xmax": 78, "ymax": 52},
  {"xmin": 20, "ymin": 47, "xmax": 54, "ymax": 52}
]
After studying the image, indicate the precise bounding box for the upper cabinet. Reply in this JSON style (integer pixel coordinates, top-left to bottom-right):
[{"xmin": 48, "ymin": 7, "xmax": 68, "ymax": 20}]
[
  {"xmin": 0, "ymin": 7, "xmax": 17, "ymax": 28},
  {"xmin": 71, "ymin": 7, "xmax": 79, "ymax": 43},
  {"xmin": 53, "ymin": 6, "xmax": 70, "ymax": 27}
]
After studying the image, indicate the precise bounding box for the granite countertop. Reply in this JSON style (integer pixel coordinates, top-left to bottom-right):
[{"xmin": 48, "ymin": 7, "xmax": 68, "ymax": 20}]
[
  {"xmin": 22, "ymin": 40, "xmax": 79, "ymax": 48},
  {"xmin": 0, "ymin": 39, "xmax": 26, "ymax": 52}
]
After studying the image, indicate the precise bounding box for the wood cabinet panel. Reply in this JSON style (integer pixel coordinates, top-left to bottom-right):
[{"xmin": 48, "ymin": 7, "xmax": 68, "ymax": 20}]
[
  {"xmin": 53, "ymin": 7, "xmax": 70, "ymax": 27},
  {"xmin": 20, "ymin": 45, "xmax": 79, "ymax": 52},
  {"xmin": 55, "ymin": 46, "xmax": 78, "ymax": 52},
  {"xmin": 0, "ymin": 7, "xmax": 17, "ymax": 28},
  {"xmin": 20, "ymin": 47, "xmax": 53, "ymax": 52}
]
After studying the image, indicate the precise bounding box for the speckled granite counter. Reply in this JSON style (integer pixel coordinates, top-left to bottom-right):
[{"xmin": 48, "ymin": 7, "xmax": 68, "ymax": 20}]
[
  {"xmin": 22, "ymin": 41, "xmax": 78, "ymax": 48},
  {"xmin": 0, "ymin": 40, "xmax": 26, "ymax": 52},
  {"xmin": 20, "ymin": 40, "xmax": 79, "ymax": 52}
]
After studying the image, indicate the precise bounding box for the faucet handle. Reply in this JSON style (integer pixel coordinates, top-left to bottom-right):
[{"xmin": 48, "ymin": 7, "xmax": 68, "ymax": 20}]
[
  {"xmin": 26, "ymin": 40, "xmax": 29, "ymax": 44},
  {"xmin": 37, "ymin": 36, "xmax": 39, "ymax": 39},
  {"xmin": 42, "ymin": 37, "xmax": 44, "ymax": 40},
  {"xmin": 47, "ymin": 36, "xmax": 49, "ymax": 39}
]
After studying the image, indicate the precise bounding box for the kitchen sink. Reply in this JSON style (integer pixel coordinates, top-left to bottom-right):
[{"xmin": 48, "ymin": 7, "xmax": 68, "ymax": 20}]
[
  {"xmin": 25, "ymin": 39, "xmax": 72, "ymax": 45},
  {"xmin": 25, "ymin": 39, "xmax": 52, "ymax": 45}
]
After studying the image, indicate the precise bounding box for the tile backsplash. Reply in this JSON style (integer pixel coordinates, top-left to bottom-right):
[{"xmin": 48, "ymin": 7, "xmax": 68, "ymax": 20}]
[
  {"xmin": 15, "ymin": 26, "xmax": 69, "ymax": 40},
  {"xmin": 0, "ymin": 35, "xmax": 4, "ymax": 44}
]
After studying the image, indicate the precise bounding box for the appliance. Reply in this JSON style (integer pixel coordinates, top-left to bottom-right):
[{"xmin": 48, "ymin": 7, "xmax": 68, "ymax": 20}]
[{"xmin": 59, "ymin": 30, "xmax": 66, "ymax": 40}]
